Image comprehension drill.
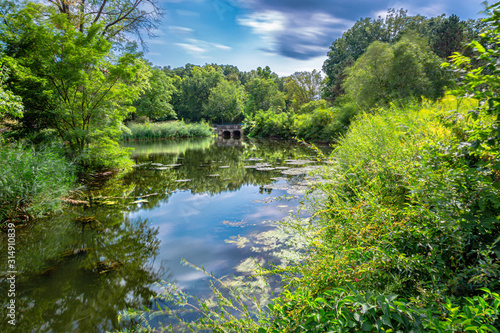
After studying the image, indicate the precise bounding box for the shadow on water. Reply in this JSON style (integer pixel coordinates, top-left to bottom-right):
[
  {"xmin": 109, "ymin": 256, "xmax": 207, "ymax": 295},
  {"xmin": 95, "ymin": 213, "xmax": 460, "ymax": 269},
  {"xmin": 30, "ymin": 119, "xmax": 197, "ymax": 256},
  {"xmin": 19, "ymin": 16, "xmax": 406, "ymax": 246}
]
[{"xmin": 0, "ymin": 137, "xmax": 332, "ymax": 332}]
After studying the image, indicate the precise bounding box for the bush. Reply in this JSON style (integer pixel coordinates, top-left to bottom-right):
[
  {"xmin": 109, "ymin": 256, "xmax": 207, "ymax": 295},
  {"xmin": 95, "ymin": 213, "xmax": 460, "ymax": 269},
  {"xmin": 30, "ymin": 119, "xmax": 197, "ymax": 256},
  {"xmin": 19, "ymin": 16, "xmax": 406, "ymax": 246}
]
[
  {"xmin": 245, "ymin": 103, "xmax": 360, "ymax": 142},
  {"xmin": 0, "ymin": 139, "xmax": 76, "ymax": 225}
]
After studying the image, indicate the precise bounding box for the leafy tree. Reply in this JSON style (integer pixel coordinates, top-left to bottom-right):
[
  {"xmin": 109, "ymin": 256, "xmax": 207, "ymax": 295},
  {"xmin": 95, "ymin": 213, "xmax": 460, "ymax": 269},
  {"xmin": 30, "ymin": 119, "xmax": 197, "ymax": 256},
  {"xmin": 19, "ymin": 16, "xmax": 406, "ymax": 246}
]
[
  {"xmin": 177, "ymin": 65, "xmax": 224, "ymax": 121},
  {"xmin": 244, "ymin": 77, "xmax": 285, "ymax": 115},
  {"xmin": 204, "ymin": 80, "xmax": 245, "ymax": 124},
  {"xmin": 322, "ymin": 16, "xmax": 389, "ymax": 101},
  {"xmin": 134, "ymin": 67, "xmax": 177, "ymax": 121},
  {"xmin": 0, "ymin": 62, "xmax": 23, "ymax": 119},
  {"xmin": 447, "ymin": 2, "xmax": 500, "ymax": 155},
  {"xmin": 1, "ymin": 3, "xmax": 150, "ymax": 170},
  {"xmin": 344, "ymin": 36, "xmax": 449, "ymax": 108},
  {"xmin": 284, "ymin": 70, "xmax": 322, "ymax": 112}
]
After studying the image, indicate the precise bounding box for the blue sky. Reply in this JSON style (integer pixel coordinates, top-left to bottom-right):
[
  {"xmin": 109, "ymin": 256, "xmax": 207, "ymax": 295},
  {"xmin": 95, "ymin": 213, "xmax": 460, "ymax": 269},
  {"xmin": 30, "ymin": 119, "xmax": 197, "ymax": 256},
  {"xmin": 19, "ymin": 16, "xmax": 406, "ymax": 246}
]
[{"xmin": 144, "ymin": 0, "xmax": 486, "ymax": 76}]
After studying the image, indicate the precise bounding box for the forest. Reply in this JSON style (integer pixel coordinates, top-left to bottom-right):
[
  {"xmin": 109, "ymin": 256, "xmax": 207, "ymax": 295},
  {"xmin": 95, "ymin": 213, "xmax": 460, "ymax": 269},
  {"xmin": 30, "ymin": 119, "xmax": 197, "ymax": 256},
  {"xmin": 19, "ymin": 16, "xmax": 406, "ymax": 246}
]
[{"xmin": 1, "ymin": 0, "xmax": 500, "ymax": 332}]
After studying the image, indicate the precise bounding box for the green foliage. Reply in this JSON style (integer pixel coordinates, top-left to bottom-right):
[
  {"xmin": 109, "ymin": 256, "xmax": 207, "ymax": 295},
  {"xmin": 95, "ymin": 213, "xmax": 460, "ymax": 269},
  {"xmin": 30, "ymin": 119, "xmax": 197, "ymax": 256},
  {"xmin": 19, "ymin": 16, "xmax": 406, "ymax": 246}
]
[
  {"xmin": 266, "ymin": 287, "xmax": 500, "ymax": 332},
  {"xmin": 344, "ymin": 36, "xmax": 450, "ymax": 108},
  {"xmin": 244, "ymin": 78, "xmax": 285, "ymax": 116},
  {"xmin": 0, "ymin": 62, "xmax": 23, "ymax": 119},
  {"xmin": 0, "ymin": 2, "xmax": 151, "ymax": 171},
  {"xmin": 0, "ymin": 138, "xmax": 76, "ymax": 225},
  {"xmin": 447, "ymin": 1, "xmax": 500, "ymax": 162},
  {"xmin": 431, "ymin": 14, "xmax": 465, "ymax": 59},
  {"xmin": 245, "ymin": 109, "xmax": 294, "ymax": 139},
  {"xmin": 177, "ymin": 65, "xmax": 225, "ymax": 121},
  {"xmin": 134, "ymin": 67, "xmax": 177, "ymax": 121},
  {"xmin": 322, "ymin": 8, "xmax": 484, "ymax": 102},
  {"xmin": 245, "ymin": 102, "xmax": 360, "ymax": 142},
  {"xmin": 122, "ymin": 120, "xmax": 213, "ymax": 141},
  {"xmin": 204, "ymin": 79, "xmax": 246, "ymax": 124},
  {"xmin": 284, "ymin": 70, "xmax": 323, "ymax": 112}
]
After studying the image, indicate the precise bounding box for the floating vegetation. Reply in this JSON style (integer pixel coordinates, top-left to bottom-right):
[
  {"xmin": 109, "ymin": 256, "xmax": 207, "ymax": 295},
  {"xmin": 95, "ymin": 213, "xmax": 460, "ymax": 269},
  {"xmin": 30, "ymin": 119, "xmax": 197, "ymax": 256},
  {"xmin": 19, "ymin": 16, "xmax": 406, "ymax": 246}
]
[
  {"xmin": 225, "ymin": 235, "xmax": 250, "ymax": 248},
  {"xmin": 222, "ymin": 220, "xmax": 249, "ymax": 228}
]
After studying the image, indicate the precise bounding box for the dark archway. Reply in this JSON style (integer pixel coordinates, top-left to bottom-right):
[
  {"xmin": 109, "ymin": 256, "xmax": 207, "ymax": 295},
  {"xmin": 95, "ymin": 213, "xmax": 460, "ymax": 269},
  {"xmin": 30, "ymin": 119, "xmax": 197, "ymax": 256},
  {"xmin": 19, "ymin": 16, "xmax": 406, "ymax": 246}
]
[
  {"xmin": 222, "ymin": 130, "xmax": 231, "ymax": 138},
  {"xmin": 232, "ymin": 130, "xmax": 241, "ymax": 138}
]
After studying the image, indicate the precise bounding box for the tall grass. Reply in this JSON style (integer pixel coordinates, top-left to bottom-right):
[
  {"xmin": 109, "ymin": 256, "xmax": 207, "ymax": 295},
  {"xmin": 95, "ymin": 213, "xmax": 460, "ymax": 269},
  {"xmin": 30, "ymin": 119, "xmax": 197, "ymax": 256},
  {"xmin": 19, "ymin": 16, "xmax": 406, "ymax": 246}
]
[
  {"xmin": 122, "ymin": 120, "xmax": 213, "ymax": 141},
  {"xmin": 0, "ymin": 140, "xmax": 76, "ymax": 225}
]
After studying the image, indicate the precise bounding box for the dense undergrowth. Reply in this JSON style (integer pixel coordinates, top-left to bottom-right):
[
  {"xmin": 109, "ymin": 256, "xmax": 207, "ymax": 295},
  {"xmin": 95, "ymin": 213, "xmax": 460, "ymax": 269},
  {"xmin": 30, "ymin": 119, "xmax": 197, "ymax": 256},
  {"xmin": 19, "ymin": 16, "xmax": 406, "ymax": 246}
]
[
  {"xmin": 244, "ymin": 101, "xmax": 360, "ymax": 142},
  {"xmin": 0, "ymin": 138, "xmax": 76, "ymax": 226},
  {"xmin": 122, "ymin": 120, "xmax": 214, "ymax": 141}
]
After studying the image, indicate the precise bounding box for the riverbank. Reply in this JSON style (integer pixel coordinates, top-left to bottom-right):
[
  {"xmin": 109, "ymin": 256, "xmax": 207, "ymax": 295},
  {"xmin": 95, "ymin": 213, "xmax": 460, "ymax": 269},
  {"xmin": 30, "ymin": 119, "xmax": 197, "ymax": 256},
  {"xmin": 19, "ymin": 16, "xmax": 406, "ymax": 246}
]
[{"xmin": 122, "ymin": 120, "xmax": 214, "ymax": 141}]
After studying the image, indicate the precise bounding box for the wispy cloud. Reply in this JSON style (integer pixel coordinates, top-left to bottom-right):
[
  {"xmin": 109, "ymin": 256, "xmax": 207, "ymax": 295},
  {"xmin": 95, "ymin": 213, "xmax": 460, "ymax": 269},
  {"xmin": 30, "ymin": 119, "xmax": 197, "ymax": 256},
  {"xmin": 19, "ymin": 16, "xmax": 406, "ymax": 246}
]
[
  {"xmin": 168, "ymin": 26, "xmax": 195, "ymax": 35},
  {"xmin": 175, "ymin": 38, "xmax": 232, "ymax": 57},
  {"xmin": 175, "ymin": 43, "xmax": 207, "ymax": 54}
]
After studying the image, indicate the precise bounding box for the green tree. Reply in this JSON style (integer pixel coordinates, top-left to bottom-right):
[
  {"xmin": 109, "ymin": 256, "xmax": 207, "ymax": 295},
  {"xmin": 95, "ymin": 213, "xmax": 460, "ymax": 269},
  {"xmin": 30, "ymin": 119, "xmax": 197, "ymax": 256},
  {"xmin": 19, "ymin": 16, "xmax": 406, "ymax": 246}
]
[
  {"xmin": 322, "ymin": 16, "xmax": 389, "ymax": 101},
  {"xmin": 134, "ymin": 67, "xmax": 177, "ymax": 121},
  {"xmin": 204, "ymin": 79, "xmax": 246, "ymax": 124},
  {"xmin": 284, "ymin": 70, "xmax": 322, "ymax": 112},
  {"xmin": 344, "ymin": 36, "xmax": 449, "ymax": 108},
  {"xmin": 177, "ymin": 65, "xmax": 224, "ymax": 121},
  {"xmin": 0, "ymin": 62, "xmax": 23, "ymax": 119},
  {"xmin": 1, "ymin": 3, "xmax": 150, "ymax": 170},
  {"xmin": 431, "ymin": 14, "xmax": 465, "ymax": 59},
  {"xmin": 244, "ymin": 77, "xmax": 285, "ymax": 115}
]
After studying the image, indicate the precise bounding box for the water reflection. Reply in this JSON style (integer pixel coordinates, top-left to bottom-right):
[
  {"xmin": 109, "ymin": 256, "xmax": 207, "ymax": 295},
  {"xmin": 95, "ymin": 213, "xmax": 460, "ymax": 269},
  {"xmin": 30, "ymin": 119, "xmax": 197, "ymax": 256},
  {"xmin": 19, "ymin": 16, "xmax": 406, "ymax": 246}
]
[{"xmin": 0, "ymin": 137, "xmax": 330, "ymax": 332}]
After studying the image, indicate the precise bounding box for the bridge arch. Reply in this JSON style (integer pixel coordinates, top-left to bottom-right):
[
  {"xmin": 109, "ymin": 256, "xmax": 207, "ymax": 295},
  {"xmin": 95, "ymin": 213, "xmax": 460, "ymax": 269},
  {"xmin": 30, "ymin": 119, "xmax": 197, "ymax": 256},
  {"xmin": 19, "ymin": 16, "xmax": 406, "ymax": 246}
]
[{"xmin": 215, "ymin": 124, "xmax": 243, "ymax": 138}]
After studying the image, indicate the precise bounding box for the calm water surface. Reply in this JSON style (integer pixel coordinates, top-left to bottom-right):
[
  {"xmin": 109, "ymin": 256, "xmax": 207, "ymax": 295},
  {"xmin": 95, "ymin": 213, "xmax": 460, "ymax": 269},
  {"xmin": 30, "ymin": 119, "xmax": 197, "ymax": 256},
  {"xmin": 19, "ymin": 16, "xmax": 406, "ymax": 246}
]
[{"xmin": 0, "ymin": 137, "xmax": 330, "ymax": 332}]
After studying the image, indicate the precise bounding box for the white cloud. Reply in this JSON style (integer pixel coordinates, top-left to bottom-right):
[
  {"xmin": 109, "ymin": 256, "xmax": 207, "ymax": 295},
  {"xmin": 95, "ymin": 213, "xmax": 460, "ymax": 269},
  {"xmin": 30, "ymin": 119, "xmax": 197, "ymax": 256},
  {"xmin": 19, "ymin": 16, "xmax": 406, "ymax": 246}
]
[
  {"xmin": 214, "ymin": 44, "xmax": 232, "ymax": 50},
  {"xmin": 175, "ymin": 43, "xmax": 207, "ymax": 54},
  {"xmin": 175, "ymin": 39, "xmax": 232, "ymax": 57},
  {"xmin": 237, "ymin": 11, "xmax": 287, "ymax": 36},
  {"xmin": 168, "ymin": 26, "xmax": 194, "ymax": 35}
]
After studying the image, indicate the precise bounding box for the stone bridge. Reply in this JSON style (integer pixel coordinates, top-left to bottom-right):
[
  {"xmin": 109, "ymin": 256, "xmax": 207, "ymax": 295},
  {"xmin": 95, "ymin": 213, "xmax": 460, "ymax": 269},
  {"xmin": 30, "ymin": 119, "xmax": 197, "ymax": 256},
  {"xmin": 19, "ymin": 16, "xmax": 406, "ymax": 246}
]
[{"xmin": 214, "ymin": 124, "xmax": 242, "ymax": 138}]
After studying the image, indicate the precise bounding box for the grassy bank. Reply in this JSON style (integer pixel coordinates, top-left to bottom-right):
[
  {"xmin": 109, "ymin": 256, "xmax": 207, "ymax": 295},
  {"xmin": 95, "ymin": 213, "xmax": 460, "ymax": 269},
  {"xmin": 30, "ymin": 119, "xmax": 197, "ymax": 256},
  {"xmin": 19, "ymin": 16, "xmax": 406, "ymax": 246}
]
[
  {"xmin": 0, "ymin": 139, "xmax": 76, "ymax": 226},
  {"xmin": 122, "ymin": 120, "xmax": 213, "ymax": 141}
]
